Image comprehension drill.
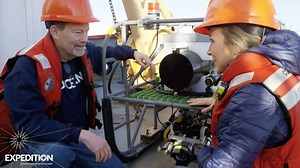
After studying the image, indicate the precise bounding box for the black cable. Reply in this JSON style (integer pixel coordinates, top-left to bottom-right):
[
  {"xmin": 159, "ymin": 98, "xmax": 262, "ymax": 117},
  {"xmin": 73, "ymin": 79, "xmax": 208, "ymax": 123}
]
[
  {"xmin": 149, "ymin": 28, "xmax": 159, "ymax": 58},
  {"xmin": 139, "ymin": 28, "xmax": 161, "ymax": 85},
  {"xmin": 107, "ymin": 61, "xmax": 121, "ymax": 94}
]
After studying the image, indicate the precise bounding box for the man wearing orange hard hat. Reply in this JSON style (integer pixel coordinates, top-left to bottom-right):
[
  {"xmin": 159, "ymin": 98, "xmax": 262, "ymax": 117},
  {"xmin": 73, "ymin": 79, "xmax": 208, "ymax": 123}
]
[
  {"xmin": 192, "ymin": 0, "xmax": 300, "ymax": 167},
  {"xmin": 3, "ymin": 0, "xmax": 150, "ymax": 167}
]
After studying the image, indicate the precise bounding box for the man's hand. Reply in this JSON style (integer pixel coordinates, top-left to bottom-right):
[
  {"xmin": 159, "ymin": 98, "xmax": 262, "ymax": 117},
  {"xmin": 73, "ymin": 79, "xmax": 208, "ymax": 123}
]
[
  {"xmin": 187, "ymin": 97, "xmax": 215, "ymax": 113},
  {"xmin": 78, "ymin": 130, "xmax": 112, "ymax": 162},
  {"xmin": 133, "ymin": 51, "xmax": 151, "ymax": 68}
]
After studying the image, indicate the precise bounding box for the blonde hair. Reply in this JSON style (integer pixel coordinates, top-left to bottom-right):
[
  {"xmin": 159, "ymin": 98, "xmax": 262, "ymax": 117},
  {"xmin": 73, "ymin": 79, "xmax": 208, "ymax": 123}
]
[{"xmin": 221, "ymin": 24, "xmax": 262, "ymax": 55}]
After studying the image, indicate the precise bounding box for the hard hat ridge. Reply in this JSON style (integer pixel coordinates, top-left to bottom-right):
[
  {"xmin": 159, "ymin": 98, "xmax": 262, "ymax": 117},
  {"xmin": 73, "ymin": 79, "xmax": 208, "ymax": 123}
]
[
  {"xmin": 194, "ymin": 0, "xmax": 280, "ymax": 34},
  {"xmin": 41, "ymin": 0, "xmax": 100, "ymax": 23}
]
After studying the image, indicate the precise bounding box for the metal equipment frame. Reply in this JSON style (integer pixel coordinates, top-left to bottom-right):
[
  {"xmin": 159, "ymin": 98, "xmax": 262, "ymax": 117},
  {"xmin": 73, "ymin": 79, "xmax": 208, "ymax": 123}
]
[{"xmin": 101, "ymin": 17, "xmax": 205, "ymax": 162}]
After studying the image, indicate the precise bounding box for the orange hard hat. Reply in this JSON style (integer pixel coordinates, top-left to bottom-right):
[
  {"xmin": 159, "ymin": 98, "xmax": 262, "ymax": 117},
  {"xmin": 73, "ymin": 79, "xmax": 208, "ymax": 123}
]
[
  {"xmin": 41, "ymin": 0, "xmax": 99, "ymax": 23},
  {"xmin": 194, "ymin": 0, "xmax": 280, "ymax": 34}
]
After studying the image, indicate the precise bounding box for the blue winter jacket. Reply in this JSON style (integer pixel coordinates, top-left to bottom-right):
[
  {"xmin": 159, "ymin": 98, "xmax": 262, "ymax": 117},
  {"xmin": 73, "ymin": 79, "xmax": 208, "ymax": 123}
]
[
  {"xmin": 198, "ymin": 30, "xmax": 300, "ymax": 167},
  {"xmin": 3, "ymin": 41, "xmax": 135, "ymax": 143}
]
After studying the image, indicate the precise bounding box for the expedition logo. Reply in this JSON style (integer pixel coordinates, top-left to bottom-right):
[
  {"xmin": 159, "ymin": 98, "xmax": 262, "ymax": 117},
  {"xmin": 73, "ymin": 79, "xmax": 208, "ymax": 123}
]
[{"xmin": 5, "ymin": 154, "xmax": 53, "ymax": 166}]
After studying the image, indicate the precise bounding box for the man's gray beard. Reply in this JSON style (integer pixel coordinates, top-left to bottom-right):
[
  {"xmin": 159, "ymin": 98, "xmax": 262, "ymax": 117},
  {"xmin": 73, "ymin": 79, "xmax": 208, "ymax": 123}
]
[{"xmin": 73, "ymin": 46, "xmax": 86, "ymax": 57}]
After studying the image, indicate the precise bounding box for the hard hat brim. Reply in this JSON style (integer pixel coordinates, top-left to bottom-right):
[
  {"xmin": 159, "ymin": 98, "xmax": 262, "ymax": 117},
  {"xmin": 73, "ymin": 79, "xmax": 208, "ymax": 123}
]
[
  {"xmin": 41, "ymin": 15, "xmax": 100, "ymax": 23},
  {"xmin": 194, "ymin": 25, "xmax": 209, "ymax": 35}
]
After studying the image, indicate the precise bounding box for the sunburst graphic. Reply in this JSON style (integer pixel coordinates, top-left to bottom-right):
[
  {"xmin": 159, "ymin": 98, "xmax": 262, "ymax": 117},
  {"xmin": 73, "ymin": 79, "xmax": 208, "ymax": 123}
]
[
  {"xmin": 1, "ymin": 124, "xmax": 93, "ymax": 167},
  {"xmin": 9, "ymin": 129, "xmax": 30, "ymax": 151},
  {"xmin": 0, "ymin": 125, "xmax": 27, "ymax": 166}
]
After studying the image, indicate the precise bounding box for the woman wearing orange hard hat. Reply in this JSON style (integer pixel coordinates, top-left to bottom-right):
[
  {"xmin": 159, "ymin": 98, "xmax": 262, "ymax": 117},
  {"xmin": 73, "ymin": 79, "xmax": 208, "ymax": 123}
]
[
  {"xmin": 192, "ymin": 0, "xmax": 300, "ymax": 167},
  {"xmin": 3, "ymin": 0, "xmax": 150, "ymax": 167}
]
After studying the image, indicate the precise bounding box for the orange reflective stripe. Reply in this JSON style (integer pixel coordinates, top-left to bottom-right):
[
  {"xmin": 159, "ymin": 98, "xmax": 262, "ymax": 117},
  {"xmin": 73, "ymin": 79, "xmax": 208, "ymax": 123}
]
[
  {"xmin": 33, "ymin": 54, "xmax": 51, "ymax": 69},
  {"xmin": 228, "ymin": 67, "xmax": 300, "ymax": 111},
  {"xmin": 274, "ymin": 75, "xmax": 299, "ymax": 96},
  {"xmin": 261, "ymin": 68, "xmax": 300, "ymax": 110},
  {"xmin": 228, "ymin": 72, "xmax": 254, "ymax": 90},
  {"xmin": 17, "ymin": 44, "xmax": 36, "ymax": 56},
  {"xmin": 263, "ymin": 68, "xmax": 292, "ymax": 91},
  {"xmin": 280, "ymin": 81, "xmax": 300, "ymax": 110}
]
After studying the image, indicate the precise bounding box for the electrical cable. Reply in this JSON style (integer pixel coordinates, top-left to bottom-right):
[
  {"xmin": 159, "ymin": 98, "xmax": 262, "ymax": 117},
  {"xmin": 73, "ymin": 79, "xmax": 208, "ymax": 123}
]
[
  {"xmin": 139, "ymin": 28, "xmax": 161, "ymax": 85},
  {"xmin": 107, "ymin": 61, "xmax": 121, "ymax": 94}
]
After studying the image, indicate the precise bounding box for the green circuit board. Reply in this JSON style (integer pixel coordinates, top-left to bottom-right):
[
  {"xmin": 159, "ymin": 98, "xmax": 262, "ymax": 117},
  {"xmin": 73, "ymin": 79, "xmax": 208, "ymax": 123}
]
[{"xmin": 128, "ymin": 87, "xmax": 204, "ymax": 104}]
